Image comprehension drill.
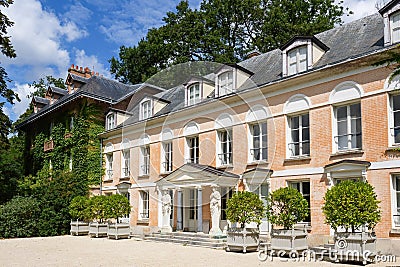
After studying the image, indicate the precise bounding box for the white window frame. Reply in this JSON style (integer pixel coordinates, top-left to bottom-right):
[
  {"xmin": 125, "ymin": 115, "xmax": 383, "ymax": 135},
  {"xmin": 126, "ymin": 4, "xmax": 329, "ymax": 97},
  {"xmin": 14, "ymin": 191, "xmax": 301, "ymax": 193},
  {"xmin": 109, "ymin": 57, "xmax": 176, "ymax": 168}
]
[
  {"xmin": 161, "ymin": 141, "xmax": 173, "ymax": 173},
  {"xmin": 186, "ymin": 83, "xmax": 202, "ymax": 106},
  {"xmin": 391, "ymin": 174, "xmax": 400, "ymax": 228},
  {"xmin": 186, "ymin": 135, "xmax": 199, "ymax": 164},
  {"xmin": 391, "ymin": 11, "xmax": 400, "ymax": 44},
  {"xmin": 105, "ymin": 153, "xmax": 113, "ymax": 180},
  {"xmin": 288, "ymin": 113, "xmax": 310, "ymax": 158},
  {"xmin": 333, "ymin": 102, "xmax": 362, "ymax": 152},
  {"xmin": 106, "ymin": 113, "xmax": 115, "ymax": 130},
  {"xmin": 390, "ymin": 93, "xmax": 400, "ymax": 146},
  {"xmin": 140, "ymin": 99, "xmax": 153, "ymax": 120},
  {"xmin": 288, "ymin": 181, "xmax": 311, "ymax": 224},
  {"xmin": 217, "ymin": 71, "xmax": 234, "ymax": 96},
  {"xmin": 121, "ymin": 150, "xmax": 130, "ymax": 178},
  {"xmin": 287, "ymin": 46, "xmax": 308, "ymax": 75},
  {"xmin": 139, "ymin": 190, "xmax": 149, "ymax": 220},
  {"xmin": 217, "ymin": 129, "xmax": 232, "ymax": 166},
  {"xmin": 140, "ymin": 145, "xmax": 150, "ymax": 176},
  {"xmin": 248, "ymin": 122, "xmax": 268, "ymax": 162}
]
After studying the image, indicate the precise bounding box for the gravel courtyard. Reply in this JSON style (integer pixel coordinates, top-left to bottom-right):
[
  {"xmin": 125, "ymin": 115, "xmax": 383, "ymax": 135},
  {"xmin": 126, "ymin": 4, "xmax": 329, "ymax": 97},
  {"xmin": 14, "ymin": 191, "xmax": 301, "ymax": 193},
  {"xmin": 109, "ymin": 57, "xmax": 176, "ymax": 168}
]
[{"xmin": 0, "ymin": 236, "xmax": 399, "ymax": 267}]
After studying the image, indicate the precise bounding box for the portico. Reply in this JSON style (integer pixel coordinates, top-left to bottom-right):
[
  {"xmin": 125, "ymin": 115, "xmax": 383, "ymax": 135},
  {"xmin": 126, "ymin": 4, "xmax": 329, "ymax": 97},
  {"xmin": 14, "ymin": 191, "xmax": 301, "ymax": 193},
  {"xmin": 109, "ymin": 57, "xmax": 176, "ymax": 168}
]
[{"xmin": 155, "ymin": 163, "xmax": 239, "ymax": 235}]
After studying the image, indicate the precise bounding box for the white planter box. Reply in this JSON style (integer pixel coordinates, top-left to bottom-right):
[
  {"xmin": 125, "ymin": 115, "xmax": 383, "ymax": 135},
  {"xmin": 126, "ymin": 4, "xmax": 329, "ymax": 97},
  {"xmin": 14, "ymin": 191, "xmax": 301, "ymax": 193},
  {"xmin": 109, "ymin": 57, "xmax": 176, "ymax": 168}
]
[
  {"xmin": 89, "ymin": 222, "xmax": 108, "ymax": 238},
  {"xmin": 107, "ymin": 223, "xmax": 130, "ymax": 240},
  {"xmin": 70, "ymin": 220, "xmax": 89, "ymax": 236},
  {"xmin": 226, "ymin": 228, "xmax": 259, "ymax": 253},
  {"xmin": 270, "ymin": 228, "xmax": 308, "ymax": 252},
  {"xmin": 334, "ymin": 231, "xmax": 376, "ymax": 265}
]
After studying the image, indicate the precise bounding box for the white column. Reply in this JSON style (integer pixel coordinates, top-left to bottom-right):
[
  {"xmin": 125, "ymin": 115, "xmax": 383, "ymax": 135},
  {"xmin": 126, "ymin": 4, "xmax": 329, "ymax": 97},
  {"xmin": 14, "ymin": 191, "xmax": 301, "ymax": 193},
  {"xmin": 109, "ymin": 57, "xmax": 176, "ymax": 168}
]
[
  {"xmin": 197, "ymin": 186, "xmax": 203, "ymax": 233},
  {"xmin": 177, "ymin": 188, "xmax": 183, "ymax": 231}
]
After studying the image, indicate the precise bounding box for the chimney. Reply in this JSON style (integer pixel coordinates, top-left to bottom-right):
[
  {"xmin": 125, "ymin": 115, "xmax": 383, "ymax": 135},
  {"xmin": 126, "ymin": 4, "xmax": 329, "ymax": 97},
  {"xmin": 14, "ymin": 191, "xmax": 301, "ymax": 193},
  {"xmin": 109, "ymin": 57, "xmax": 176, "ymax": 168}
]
[
  {"xmin": 245, "ymin": 49, "xmax": 261, "ymax": 59},
  {"xmin": 68, "ymin": 64, "xmax": 94, "ymax": 79}
]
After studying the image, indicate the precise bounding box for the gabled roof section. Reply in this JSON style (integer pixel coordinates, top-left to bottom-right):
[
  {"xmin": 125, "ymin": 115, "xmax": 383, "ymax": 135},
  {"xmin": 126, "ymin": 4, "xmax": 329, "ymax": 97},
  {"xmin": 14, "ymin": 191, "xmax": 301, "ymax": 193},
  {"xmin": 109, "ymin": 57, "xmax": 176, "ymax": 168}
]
[
  {"xmin": 47, "ymin": 86, "xmax": 67, "ymax": 96},
  {"xmin": 32, "ymin": 96, "xmax": 49, "ymax": 105},
  {"xmin": 324, "ymin": 159, "xmax": 371, "ymax": 170},
  {"xmin": 379, "ymin": 0, "xmax": 400, "ymax": 14},
  {"xmin": 66, "ymin": 73, "xmax": 89, "ymax": 84},
  {"xmin": 155, "ymin": 163, "xmax": 239, "ymax": 188},
  {"xmin": 214, "ymin": 63, "xmax": 254, "ymax": 76},
  {"xmin": 183, "ymin": 75, "xmax": 214, "ymax": 86},
  {"xmin": 280, "ymin": 35, "xmax": 329, "ymax": 51}
]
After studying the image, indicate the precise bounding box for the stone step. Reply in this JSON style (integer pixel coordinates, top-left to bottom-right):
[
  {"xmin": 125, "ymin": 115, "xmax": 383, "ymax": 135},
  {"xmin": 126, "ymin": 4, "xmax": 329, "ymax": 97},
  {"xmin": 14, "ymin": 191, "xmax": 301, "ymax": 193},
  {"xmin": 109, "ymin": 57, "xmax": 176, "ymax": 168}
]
[
  {"xmin": 144, "ymin": 237, "xmax": 226, "ymax": 249},
  {"xmin": 147, "ymin": 234, "xmax": 226, "ymax": 244},
  {"xmin": 144, "ymin": 233, "xmax": 227, "ymax": 249}
]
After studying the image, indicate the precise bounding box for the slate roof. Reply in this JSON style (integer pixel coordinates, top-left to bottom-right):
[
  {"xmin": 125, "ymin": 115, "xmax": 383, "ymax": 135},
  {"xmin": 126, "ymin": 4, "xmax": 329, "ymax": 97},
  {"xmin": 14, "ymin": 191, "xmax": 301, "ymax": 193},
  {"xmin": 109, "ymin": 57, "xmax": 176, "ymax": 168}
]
[
  {"xmin": 49, "ymin": 86, "xmax": 67, "ymax": 96},
  {"xmin": 33, "ymin": 96, "xmax": 50, "ymax": 105},
  {"xmin": 114, "ymin": 13, "xmax": 387, "ymax": 130}
]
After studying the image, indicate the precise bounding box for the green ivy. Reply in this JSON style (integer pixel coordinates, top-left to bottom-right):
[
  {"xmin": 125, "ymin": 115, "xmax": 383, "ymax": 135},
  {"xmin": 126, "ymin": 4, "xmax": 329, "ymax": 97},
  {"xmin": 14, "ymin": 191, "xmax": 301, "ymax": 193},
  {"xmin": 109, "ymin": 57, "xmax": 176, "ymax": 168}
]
[{"xmin": 30, "ymin": 101, "xmax": 104, "ymax": 187}]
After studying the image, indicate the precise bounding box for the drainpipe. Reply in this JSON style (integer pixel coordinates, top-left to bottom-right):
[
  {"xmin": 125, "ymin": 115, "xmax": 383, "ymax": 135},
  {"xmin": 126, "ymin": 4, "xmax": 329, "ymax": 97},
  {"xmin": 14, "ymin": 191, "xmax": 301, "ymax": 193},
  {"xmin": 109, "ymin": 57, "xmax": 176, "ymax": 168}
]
[{"xmin": 100, "ymin": 137, "xmax": 103, "ymax": 196}]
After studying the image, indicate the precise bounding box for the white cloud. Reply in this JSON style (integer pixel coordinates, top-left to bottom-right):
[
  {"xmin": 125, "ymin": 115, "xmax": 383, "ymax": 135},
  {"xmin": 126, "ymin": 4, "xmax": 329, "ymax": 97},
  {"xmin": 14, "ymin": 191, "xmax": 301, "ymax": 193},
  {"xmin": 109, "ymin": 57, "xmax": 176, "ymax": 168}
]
[
  {"xmin": 9, "ymin": 83, "xmax": 36, "ymax": 119},
  {"xmin": 74, "ymin": 49, "xmax": 111, "ymax": 78},
  {"xmin": 342, "ymin": 0, "xmax": 380, "ymax": 23},
  {"xmin": 1, "ymin": 0, "xmax": 87, "ymax": 80}
]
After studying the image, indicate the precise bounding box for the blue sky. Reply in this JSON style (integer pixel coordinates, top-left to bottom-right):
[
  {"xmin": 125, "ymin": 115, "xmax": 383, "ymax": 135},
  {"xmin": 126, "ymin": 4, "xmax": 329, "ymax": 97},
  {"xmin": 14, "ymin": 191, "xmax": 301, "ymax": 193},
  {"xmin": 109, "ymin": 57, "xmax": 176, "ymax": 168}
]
[{"xmin": 0, "ymin": 0, "xmax": 381, "ymax": 122}]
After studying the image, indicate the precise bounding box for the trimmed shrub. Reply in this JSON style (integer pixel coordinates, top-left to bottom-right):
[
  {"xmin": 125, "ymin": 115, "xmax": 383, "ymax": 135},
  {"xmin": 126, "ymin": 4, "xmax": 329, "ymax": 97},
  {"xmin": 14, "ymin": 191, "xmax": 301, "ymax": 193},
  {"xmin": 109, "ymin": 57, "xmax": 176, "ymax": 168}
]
[
  {"xmin": 226, "ymin": 191, "xmax": 265, "ymax": 228},
  {"xmin": 266, "ymin": 187, "xmax": 309, "ymax": 229},
  {"xmin": 322, "ymin": 180, "xmax": 381, "ymax": 232},
  {"xmin": 105, "ymin": 194, "xmax": 131, "ymax": 221},
  {"xmin": 69, "ymin": 196, "xmax": 89, "ymax": 221}
]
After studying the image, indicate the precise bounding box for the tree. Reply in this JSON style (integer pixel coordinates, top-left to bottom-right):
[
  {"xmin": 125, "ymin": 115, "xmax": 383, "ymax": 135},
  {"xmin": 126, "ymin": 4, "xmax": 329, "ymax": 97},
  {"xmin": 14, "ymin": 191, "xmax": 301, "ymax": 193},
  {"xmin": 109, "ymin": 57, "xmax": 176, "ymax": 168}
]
[
  {"xmin": 226, "ymin": 191, "xmax": 265, "ymax": 227},
  {"xmin": 322, "ymin": 180, "xmax": 381, "ymax": 232},
  {"xmin": 110, "ymin": 0, "xmax": 351, "ymax": 85},
  {"xmin": 266, "ymin": 187, "xmax": 309, "ymax": 229}
]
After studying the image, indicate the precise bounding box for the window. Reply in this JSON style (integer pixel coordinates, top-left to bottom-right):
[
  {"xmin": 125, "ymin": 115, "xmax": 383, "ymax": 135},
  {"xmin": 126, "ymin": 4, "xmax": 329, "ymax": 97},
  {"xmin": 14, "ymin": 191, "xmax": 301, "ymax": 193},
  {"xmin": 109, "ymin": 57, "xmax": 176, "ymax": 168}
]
[
  {"xmin": 221, "ymin": 188, "xmax": 233, "ymax": 220},
  {"xmin": 162, "ymin": 142, "xmax": 173, "ymax": 173},
  {"xmin": 106, "ymin": 113, "xmax": 115, "ymax": 130},
  {"xmin": 217, "ymin": 130, "xmax": 232, "ymax": 166},
  {"xmin": 391, "ymin": 94, "xmax": 400, "ymax": 145},
  {"xmin": 290, "ymin": 181, "xmax": 311, "ymax": 223},
  {"xmin": 392, "ymin": 175, "xmax": 400, "ymax": 227},
  {"xmin": 106, "ymin": 154, "xmax": 113, "ymax": 180},
  {"xmin": 218, "ymin": 71, "xmax": 233, "ymax": 96},
  {"xmin": 186, "ymin": 136, "xmax": 199, "ymax": 164},
  {"xmin": 249, "ymin": 122, "xmax": 268, "ymax": 161},
  {"xmin": 189, "ymin": 189, "xmax": 197, "ymax": 220},
  {"xmin": 169, "ymin": 190, "xmax": 174, "ymax": 220},
  {"xmin": 335, "ymin": 103, "xmax": 362, "ymax": 151},
  {"xmin": 187, "ymin": 83, "xmax": 201, "ymax": 106},
  {"xmin": 287, "ymin": 46, "xmax": 307, "ymax": 75},
  {"xmin": 288, "ymin": 114, "xmax": 310, "ymax": 157},
  {"xmin": 141, "ymin": 100, "xmax": 152, "ymax": 120},
  {"xmin": 139, "ymin": 191, "xmax": 149, "ymax": 219},
  {"xmin": 140, "ymin": 146, "xmax": 150, "ymax": 176},
  {"xmin": 391, "ymin": 11, "xmax": 400, "ymax": 44},
  {"xmin": 122, "ymin": 150, "xmax": 130, "ymax": 177}
]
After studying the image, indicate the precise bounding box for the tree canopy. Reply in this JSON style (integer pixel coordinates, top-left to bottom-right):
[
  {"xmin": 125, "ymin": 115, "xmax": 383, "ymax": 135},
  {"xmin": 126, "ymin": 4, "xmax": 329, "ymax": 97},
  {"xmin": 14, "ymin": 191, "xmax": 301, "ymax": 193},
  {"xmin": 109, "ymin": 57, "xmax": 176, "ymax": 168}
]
[{"xmin": 110, "ymin": 0, "xmax": 352, "ymax": 85}]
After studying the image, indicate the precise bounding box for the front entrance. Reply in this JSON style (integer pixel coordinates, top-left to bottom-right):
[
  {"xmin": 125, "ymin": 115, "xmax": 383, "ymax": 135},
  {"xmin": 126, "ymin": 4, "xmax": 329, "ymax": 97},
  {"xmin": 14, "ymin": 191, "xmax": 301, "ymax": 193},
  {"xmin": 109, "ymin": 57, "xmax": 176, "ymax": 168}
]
[{"xmin": 184, "ymin": 188, "xmax": 198, "ymax": 231}]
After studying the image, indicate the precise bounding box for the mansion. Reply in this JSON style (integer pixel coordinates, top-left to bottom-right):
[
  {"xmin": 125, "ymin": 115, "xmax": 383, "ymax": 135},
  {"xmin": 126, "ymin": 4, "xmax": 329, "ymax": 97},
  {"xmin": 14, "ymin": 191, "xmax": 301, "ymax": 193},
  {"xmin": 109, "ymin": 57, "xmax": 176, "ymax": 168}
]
[
  {"xmin": 99, "ymin": 0, "xmax": 400, "ymax": 251},
  {"xmin": 15, "ymin": 0, "xmax": 400, "ymax": 253}
]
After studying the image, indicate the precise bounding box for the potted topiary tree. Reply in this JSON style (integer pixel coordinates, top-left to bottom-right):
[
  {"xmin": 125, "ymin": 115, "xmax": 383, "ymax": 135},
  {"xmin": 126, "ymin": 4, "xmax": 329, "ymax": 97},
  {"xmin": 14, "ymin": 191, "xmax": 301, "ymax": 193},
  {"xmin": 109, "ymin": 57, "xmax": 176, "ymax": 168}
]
[
  {"xmin": 322, "ymin": 180, "xmax": 381, "ymax": 264},
  {"xmin": 106, "ymin": 194, "xmax": 131, "ymax": 240},
  {"xmin": 266, "ymin": 187, "xmax": 309, "ymax": 253},
  {"xmin": 69, "ymin": 196, "xmax": 89, "ymax": 236},
  {"xmin": 88, "ymin": 195, "xmax": 109, "ymax": 237},
  {"xmin": 225, "ymin": 191, "xmax": 266, "ymax": 253}
]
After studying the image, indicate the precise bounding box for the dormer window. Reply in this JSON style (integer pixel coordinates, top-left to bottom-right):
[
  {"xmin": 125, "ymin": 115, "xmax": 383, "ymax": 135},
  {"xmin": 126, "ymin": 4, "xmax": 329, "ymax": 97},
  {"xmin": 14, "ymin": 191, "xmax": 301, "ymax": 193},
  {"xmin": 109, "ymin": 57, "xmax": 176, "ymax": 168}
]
[
  {"xmin": 281, "ymin": 36, "xmax": 328, "ymax": 77},
  {"xmin": 218, "ymin": 71, "xmax": 234, "ymax": 96},
  {"xmin": 187, "ymin": 83, "xmax": 201, "ymax": 106},
  {"xmin": 141, "ymin": 100, "xmax": 152, "ymax": 120},
  {"xmin": 287, "ymin": 46, "xmax": 308, "ymax": 75},
  {"xmin": 391, "ymin": 11, "xmax": 400, "ymax": 44},
  {"xmin": 106, "ymin": 113, "xmax": 115, "ymax": 130}
]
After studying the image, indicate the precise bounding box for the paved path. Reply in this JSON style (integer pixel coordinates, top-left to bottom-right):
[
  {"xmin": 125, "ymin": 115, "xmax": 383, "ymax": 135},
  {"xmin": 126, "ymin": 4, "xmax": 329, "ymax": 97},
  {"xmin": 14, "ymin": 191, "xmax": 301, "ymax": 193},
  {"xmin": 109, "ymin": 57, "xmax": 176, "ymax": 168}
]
[{"xmin": 0, "ymin": 236, "xmax": 399, "ymax": 266}]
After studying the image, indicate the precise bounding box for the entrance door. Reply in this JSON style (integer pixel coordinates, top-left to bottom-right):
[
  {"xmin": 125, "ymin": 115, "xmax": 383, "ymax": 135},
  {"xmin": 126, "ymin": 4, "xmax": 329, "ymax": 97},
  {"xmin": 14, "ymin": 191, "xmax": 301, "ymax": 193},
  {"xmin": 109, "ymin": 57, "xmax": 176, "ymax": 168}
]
[
  {"xmin": 185, "ymin": 189, "xmax": 197, "ymax": 231},
  {"xmin": 250, "ymin": 183, "xmax": 269, "ymax": 233}
]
